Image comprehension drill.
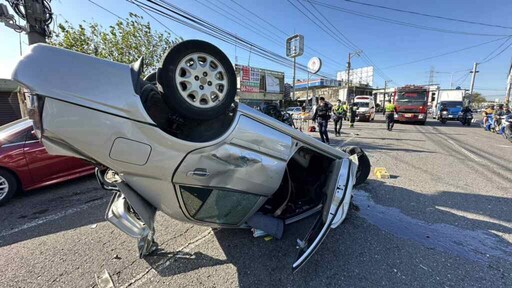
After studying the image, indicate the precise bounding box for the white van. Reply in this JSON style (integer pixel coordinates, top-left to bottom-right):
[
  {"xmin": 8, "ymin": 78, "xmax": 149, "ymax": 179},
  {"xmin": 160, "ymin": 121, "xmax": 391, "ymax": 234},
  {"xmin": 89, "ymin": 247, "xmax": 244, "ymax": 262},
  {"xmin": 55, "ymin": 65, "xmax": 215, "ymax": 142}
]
[{"xmin": 353, "ymin": 96, "xmax": 376, "ymax": 122}]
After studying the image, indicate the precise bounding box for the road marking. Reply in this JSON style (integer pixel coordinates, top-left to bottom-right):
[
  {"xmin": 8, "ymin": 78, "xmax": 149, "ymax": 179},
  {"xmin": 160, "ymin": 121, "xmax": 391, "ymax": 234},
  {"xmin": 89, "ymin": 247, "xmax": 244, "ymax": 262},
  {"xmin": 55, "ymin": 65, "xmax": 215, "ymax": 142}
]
[
  {"xmin": 0, "ymin": 197, "xmax": 109, "ymax": 238},
  {"xmin": 121, "ymin": 229, "xmax": 214, "ymax": 288},
  {"xmin": 433, "ymin": 132, "xmax": 482, "ymax": 162},
  {"xmin": 445, "ymin": 138, "xmax": 482, "ymax": 162},
  {"xmin": 339, "ymin": 133, "xmax": 357, "ymax": 147}
]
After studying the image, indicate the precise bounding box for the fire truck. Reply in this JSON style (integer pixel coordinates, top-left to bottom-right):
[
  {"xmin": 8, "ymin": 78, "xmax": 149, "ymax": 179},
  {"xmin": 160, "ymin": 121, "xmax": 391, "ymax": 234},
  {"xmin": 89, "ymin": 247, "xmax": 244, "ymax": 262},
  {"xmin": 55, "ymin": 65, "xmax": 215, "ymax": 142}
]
[{"xmin": 392, "ymin": 85, "xmax": 429, "ymax": 125}]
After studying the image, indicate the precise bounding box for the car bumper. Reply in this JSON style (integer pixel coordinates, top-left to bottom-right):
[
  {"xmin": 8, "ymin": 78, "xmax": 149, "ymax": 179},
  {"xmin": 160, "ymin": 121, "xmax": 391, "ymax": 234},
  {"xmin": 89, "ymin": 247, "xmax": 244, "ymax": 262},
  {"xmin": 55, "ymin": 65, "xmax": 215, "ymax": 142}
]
[{"xmin": 395, "ymin": 113, "xmax": 426, "ymax": 122}]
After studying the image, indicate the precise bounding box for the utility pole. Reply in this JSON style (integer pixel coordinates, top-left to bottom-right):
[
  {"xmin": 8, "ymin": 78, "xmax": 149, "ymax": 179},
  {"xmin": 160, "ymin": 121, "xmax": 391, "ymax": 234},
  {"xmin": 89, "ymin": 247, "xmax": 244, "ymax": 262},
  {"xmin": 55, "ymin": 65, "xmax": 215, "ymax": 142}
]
[
  {"xmin": 346, "ymin": 50, "xmax": 361, "ymax": 105},
  {"xmin": 1, "ymin": 1, "xmax": 51, "ymax": 119},
  {"xmin": 23, "ymin": 0, "xmax": 48, "ymax": 44},
  {"xmin": 469, "ymin": 62, "xmax": 479, "ymax": 95},
  {"xmin": 382, "ymin": 80, "xmax": 391, "ymax": 115},
  {"xmin": 428, "ymin": 66, "xmax": 435, "ymax": 86},
  {"xmin": 292, "ymin": 57, "xmax": 296, "ymax": 101},
  {"xmin": 506, "ymin": 60, "xmax": 512, "ymax": 108}
]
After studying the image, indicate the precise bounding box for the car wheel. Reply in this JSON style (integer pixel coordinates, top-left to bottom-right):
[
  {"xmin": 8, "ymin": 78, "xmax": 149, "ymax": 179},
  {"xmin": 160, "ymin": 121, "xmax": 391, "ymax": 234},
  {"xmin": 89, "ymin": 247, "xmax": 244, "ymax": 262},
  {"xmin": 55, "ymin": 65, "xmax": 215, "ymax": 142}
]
[
  {"xmin": 158, "ymin": 40, "xmax": 236, "ymax": 120},
  {"xmin": 0, "ymin": 169, "xmax": 18, "ymax": 205},
  {"xmin": 340, "ymin": 146, "xmax": 371, "ymax": 186}
]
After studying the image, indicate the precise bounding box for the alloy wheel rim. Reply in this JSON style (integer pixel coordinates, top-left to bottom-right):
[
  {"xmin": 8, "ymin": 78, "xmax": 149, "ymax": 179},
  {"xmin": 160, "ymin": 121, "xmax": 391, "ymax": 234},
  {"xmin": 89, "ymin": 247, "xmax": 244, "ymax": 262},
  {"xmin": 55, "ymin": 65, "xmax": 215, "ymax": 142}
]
[
  {"xmin": 175, "ymin": 52, "xmax": 228, "ymax": 109},
  {"xmin": 0, "ymin": 176, "xmax": 9, "ymax": 200}
]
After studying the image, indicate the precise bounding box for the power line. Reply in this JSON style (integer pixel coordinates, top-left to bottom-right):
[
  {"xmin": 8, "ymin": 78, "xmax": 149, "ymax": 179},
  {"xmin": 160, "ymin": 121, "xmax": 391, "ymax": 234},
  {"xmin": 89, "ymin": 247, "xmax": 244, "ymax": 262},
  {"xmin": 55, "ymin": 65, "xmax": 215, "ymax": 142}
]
[
  {"xmin": 127, "ymin": 0, "xmax": 180, "ymax": 37},
  {"xmin": 337, "ymin": 0, "xmax": 512, "ymax": 30},
  {"xmin": 289, "ymin": 0, "xmax": 393, "ymax": 84},
  {"xmin": 131, "ymin": 0, "xmax": 333, "ymax": 79},
  {"xmin": 480, "ymin": 38, "xmax": 512, "ymax": 64},
  {"xmin": 305, "ymin": 0, "xmax": 512, "ymax": 37},
  {"xmin": 480, "ymin": 37, "xmax": 512, "ymax": 63},
  {"xmin": 208, "ymin": 0, "xmax": 341, "ymax": 75},
  {"xmin": 88, "ymin": 0, "xmax": 124, "ymax": 20},
  {"xmin": 383, "ymin": 37, "xmax": 508, "ymax": 69},
  {"xmin": 229, "ymin": 0, "xmax": 342, "ymax": 68},
  {"xmin": 305, "ymin": 0, "xmax": 396, "ymax": 84}
]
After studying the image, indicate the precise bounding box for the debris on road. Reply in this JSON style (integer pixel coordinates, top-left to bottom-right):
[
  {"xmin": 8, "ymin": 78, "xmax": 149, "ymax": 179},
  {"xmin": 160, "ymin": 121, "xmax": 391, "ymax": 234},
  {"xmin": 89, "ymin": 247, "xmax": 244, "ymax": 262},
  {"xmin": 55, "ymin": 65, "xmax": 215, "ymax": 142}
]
[
  {"xmin": 374, "ymin": 167, "xmax": 390, "ymax": 179},
  {"xmin": 95, "ymin": 269, "xmax": 115, "ymax": 288}
]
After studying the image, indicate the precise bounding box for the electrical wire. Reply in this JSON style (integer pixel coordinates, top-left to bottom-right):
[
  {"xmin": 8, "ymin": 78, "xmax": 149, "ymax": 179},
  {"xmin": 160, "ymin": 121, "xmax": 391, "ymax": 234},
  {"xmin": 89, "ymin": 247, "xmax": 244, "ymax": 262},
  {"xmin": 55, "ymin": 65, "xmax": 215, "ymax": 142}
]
[
  {"xmin": 480, "ymin": 37, "xmax": 512, "ymax": 63},
  {"xmin": 383, "ymin": 37, "xmax": 509, "ymax": 69},
  {"xmin": 304, "ymin": 0, "xmax": 395, "ymax": 84},
  {"xmin": 132, "ymin": 0, "xmax": 333, "ymax": 79},
  {"xmin": 229, "ymin": 0, "xmax": 342, "ymax": 67},
  {"xmin": 289, "ymin": 0, "xmax": 396, "ymax": 86},
  {"xmin": 305, "ymin": 0, "xmax": 512, "ymax": 37},
  {"xmin": 198, "ymin": 0, "xmax": 341, "ymax": 77},
  {"xmin": 479, "ymin": 39, "xmax": 512, "ymax": 64},
  {"xmin": 336, "ymin": 0, "xmax": 512, "ymax": 30}
]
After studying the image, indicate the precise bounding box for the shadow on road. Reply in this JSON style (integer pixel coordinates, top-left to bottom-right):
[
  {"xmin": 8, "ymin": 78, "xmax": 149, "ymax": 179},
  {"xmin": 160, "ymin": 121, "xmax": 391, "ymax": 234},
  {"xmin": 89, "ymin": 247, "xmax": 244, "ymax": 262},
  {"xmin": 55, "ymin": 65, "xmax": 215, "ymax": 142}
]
[
  {"xmin": 0, "ymin": 176, "xmax": 108, "ymax": 248},
  {"xmin": 146, "ymin": 178, "xmax": 512, "ymax": 287}
]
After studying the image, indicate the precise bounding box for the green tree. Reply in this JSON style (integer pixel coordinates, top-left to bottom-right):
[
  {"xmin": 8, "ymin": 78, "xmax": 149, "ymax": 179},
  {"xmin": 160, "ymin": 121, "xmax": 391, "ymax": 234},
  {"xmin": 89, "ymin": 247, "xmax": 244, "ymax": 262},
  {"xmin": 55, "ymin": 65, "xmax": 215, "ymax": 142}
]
[
  {"xmin": 50, "ymin": 13, "xmax": 182, "ymax": 74},
  {"xmin": 469, "ymin": 92, "xmax": 487, "ymax": 106}
]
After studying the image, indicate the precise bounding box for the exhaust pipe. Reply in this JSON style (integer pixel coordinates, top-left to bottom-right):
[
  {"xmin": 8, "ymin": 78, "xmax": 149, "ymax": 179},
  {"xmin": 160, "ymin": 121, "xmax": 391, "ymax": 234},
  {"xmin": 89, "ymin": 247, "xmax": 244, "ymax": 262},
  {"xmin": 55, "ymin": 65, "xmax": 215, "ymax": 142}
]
[{"xmin": 105, "ymin": 182, "xmax": 157, "ymax": 258}]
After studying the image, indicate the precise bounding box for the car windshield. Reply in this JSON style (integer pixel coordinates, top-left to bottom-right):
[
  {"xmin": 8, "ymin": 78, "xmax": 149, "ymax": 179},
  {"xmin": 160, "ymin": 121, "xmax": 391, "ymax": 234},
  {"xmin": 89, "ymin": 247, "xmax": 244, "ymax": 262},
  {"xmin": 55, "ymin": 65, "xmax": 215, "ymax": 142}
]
[
  {"xmin": 356, "ymin": 102, "xmax": 369, "ymax": 108},
  {"xmin": 441, "ymin": 102, "xmax": 463, "ymax": 108},
  {"xmin": 396, "ymin": 91, "xmax": 427, "ymax": 102}
]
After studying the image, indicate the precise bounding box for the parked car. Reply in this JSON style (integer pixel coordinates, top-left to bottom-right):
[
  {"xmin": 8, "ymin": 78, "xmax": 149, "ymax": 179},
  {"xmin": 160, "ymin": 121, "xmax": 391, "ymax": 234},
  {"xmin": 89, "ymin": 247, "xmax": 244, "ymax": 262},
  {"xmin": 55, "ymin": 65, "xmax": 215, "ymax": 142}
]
[
  {"xmin": 12, "ymin": 40, "xmax": 371, "ymax": 271},
  {"xmin": 354, "ymin": 96, "xmax": 376, "ymax": 121},
  {"xmin": 286, "ymin": 106, "xmax": 303, "ymax": 119},
  {"xmin": 0, "ymin": 118, "xmax": 95, "ymax": 205}
]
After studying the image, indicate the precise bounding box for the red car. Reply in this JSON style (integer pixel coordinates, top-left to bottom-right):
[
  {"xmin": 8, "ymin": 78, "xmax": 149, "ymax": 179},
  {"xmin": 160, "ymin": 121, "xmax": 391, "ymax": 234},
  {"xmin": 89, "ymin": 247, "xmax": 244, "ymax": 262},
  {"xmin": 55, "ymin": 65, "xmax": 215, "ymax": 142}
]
[{"xmin": 0, "ymin": 118, "xmax": 95, "ymax": 205}]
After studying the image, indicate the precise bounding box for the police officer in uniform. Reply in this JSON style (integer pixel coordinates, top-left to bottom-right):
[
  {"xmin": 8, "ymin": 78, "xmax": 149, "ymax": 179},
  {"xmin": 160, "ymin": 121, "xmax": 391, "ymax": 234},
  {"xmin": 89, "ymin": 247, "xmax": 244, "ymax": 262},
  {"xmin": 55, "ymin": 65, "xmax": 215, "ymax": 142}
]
[
  {"xmin": 385, "ymin": 99, "xmax": 397, "ymax": 131},
  {"xmin": 312, "ymin": 97, "xmax": 332, "ymax": 144}
]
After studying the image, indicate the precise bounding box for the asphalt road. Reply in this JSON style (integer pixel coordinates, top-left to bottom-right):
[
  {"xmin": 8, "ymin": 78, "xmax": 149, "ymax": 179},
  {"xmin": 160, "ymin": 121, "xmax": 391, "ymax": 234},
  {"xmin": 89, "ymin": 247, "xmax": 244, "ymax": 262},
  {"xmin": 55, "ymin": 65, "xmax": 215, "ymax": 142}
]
[{"xmin": 1, "ymin": 115, "xmax": 511, "ymax": 287}]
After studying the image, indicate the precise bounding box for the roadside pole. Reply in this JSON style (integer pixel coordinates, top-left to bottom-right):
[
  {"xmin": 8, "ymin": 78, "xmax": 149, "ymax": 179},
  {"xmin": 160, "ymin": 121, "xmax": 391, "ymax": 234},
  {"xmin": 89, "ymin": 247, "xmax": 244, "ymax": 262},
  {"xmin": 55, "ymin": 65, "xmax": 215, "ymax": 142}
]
[
  {"xmin": 468, "ymin": 63, "xmax": 479, "ymax": 108},
  {"xmin": 292, "ymin": 57, "xmax": 296, "ymax": 101},
  {"xmin": 505, "ymin": 61, "xmax": 512, "ymax": 108},
  {"xmin": 469, "ymin": 62, "xmax": 479, "ymax": 96},
  {"xmin": 346, "ymin": 53, "xmax": 351, "ymax": 105},
  {"xmin": 346, "ymin": 50, "xmax": 361, "ymax": 105},
  {"xmin": 2, "ymin": 0, "xmax": 50, "ymax": 118},
  {"xmin": 382, "ymin": 80, "xmax": 390, "ymax": 115}
]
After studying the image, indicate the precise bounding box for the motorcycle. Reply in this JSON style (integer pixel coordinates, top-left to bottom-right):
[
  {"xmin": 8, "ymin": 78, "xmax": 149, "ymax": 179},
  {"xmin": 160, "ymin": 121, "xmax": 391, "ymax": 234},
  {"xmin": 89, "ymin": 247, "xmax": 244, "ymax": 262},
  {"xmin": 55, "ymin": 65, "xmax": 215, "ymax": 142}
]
[
  {"xmin": 502, "ymin": 115, "xmax": 512, "ymax": 142},
  {"xmin": 260, "ymin": 103, "xmax": 294, "ymax": 127},
  {"xmin": 11, "ymin": 40, "xmax": 371, "ymax": 271},
  {"xmin": 457, "ymin": 111, "xmax": 473, "ymax": 126},
  {"xmin": 440, "ymin": 110, "xmax": 449, "ymax": 124}
]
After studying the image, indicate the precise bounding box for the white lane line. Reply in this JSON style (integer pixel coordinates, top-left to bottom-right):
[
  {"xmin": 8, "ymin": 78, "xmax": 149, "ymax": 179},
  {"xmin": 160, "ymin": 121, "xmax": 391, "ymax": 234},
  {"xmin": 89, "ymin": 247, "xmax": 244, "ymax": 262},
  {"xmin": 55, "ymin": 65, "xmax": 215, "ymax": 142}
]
[
  {"xmin": 435, "ymin": 133, "xmax": 482, "ymax": 162},
  {"xmin": 339, "ymin": 133, "xmax": 357, "ymax": 147},
  {"xmin": 121, "ymin": 229, "xmax": 214, "ymax": 288},
  {"xmin": 0, "ymin": 198, "xmax": 109, "ymax": 238},
  {"xmin": 445, "ymin": 138, "xmax": 482, "ymax": 162}
]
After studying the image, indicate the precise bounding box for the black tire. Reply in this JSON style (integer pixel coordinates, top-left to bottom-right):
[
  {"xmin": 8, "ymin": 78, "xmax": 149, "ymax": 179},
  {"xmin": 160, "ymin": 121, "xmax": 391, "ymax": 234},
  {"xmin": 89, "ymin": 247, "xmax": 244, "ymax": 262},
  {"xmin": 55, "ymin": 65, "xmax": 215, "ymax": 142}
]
[
  {"xmin": 340, "ymin": 146, "xmax": 371, "ymax": 186},
  {"xmin": 158, "ymin": 40, "xmax": 236, "ymax": 120},
  {"xmin": 0, "ymin": 169, "xmax": 18, "ymax": 206},
  {"xmin": 441, "ymin": 119, "xmax": 447, "ymax": 124}
]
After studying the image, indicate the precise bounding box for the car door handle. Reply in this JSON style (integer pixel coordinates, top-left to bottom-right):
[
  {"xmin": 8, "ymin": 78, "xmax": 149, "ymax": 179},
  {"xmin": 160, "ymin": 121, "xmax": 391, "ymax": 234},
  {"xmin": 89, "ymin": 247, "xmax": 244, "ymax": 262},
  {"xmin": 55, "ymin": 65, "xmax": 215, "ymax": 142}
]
[{"xmin": 187, "ymin": 168, "xmax": 210, "ymax": 177}]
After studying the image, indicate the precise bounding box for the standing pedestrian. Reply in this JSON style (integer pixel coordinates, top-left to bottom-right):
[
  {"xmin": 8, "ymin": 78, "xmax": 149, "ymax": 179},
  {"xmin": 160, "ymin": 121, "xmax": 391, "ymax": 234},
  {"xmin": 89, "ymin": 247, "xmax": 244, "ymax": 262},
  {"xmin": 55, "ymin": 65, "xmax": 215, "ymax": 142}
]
[
  {"xmin": 312, "ymin": 97, "xmax": 331, "ymax": 144},
  {"xmin": 385, "ymin": 98, "xmax": 397, "ymax": 131},
  {"xmin": 342, "ymin": 101, "xmax": 349, "ymax": 121},
  {"xmin": 332, "ymin": 99, "xmax": 345, "ymax": 137},
  {"xmin": 349, "ymin": 102, "xmax": 358, "ymax": 128}
]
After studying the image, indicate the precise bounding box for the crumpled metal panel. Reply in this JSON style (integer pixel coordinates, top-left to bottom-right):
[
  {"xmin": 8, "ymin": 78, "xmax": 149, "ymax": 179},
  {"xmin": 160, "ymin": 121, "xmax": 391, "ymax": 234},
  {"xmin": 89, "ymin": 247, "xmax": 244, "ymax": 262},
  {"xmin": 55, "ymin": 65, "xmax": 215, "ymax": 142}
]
[
  {"xmin": 174, "ymin": 144, "xmax": 287, "ymax": 197},
  {"xmin": 174, "ymin": 116, "xmax": 292, "ymax": 197}
]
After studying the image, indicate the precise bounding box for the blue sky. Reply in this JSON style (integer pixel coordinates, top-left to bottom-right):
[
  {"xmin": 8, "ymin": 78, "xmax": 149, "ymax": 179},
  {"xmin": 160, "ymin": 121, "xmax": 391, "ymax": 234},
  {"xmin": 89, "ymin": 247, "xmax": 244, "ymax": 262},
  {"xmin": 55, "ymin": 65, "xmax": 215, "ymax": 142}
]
[{"xmin": 1, "ymin": 0, "xmax": 511, "ymax": 100}]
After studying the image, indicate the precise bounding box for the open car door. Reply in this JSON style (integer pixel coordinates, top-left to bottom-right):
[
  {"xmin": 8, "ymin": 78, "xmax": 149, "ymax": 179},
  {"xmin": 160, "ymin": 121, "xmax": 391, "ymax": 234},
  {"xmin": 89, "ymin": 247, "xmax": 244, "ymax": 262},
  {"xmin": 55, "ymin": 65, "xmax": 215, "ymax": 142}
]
[{"xmin": 292, "ymin": 157, "xmax": 357, "ymax": 272}]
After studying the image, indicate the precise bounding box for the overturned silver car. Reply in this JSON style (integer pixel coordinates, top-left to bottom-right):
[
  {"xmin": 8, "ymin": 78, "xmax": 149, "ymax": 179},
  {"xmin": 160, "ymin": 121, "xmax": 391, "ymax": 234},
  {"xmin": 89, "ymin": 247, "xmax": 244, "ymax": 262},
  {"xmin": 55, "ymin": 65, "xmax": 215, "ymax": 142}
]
[{"xmin": 11, "ymin": 40, "xmax": 370, "ymax": 271}]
